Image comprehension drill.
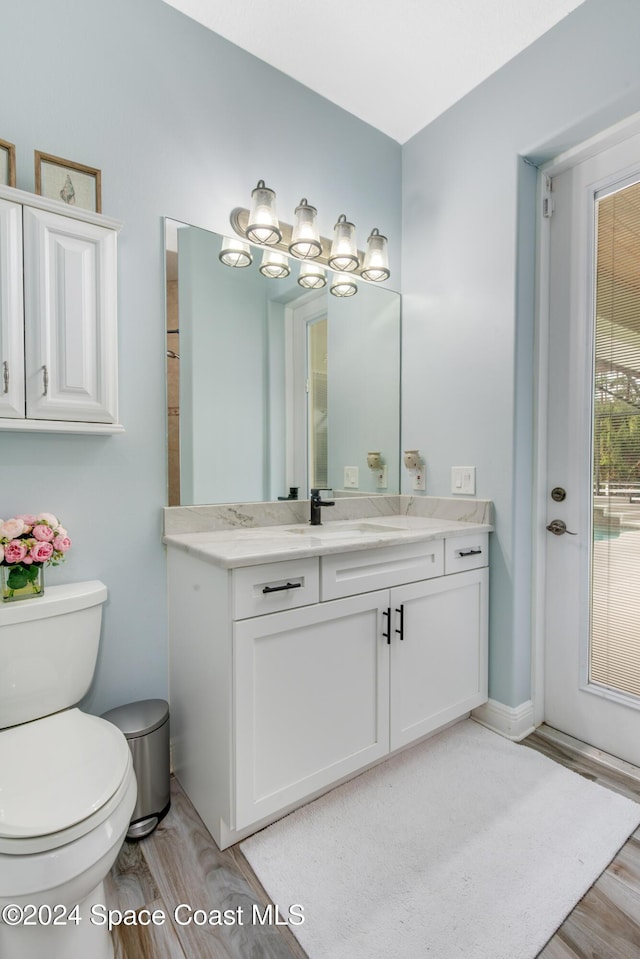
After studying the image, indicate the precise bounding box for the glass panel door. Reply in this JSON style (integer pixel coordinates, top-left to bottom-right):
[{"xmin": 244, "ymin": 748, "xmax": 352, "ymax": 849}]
[{"xmin": 591, "ymin": 178, "xmax": 640, "ymax": 699}]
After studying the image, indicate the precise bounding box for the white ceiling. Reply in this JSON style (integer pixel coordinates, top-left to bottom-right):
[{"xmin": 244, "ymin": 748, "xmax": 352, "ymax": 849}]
[{"xmin": 161, "ymin": 0, "xmax": 586, "ymax": 143}]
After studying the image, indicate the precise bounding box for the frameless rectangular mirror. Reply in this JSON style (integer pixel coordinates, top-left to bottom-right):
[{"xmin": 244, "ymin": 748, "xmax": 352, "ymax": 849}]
[{"xmin": 165, "ymin": 219, "xmax": 401, "ymax": 506}]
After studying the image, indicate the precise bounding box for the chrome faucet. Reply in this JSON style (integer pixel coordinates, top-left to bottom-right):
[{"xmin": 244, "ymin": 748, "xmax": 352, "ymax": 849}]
[{"xmin": 309, "ymin": 488, "xmax": 335, "ymax": 525}]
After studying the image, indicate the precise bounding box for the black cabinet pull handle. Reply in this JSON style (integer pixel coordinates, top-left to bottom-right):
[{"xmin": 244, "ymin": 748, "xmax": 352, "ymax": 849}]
[
  {"xmin": 395, "ymin": 604, "xmax": 404, "ymax": 640},
  {"xmin": 262, "ymin": 581, "xmax": 302, "ymax": 594},
  {"xmin": 456, "ymin": 548, "xmax": 482, "ymax": 557},
  {"xmin": 382, "ymin": 607, "xmax": 391, "ymax": 644}
]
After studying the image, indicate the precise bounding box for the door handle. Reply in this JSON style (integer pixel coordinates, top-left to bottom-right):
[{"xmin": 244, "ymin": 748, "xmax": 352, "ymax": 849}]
[
  {"xmin": 546, "ymin": 519, "xmax": 577, "ymax": 536},
  {"xmin": 395, "ymin": 604, "xmax": 404, "ymax": 641}
]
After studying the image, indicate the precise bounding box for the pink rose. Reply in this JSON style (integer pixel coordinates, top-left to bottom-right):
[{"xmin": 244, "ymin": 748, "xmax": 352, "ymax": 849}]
[
  {"xmin": 1, "ymin": 518, "xmax": 25, "ymax": 540},
  {"xmin": 33, "ymin": 523, "xmax": 55, "ymax": 542},
  {"xmin": 37, "ymin": 512, "xmax": 59, "ymax": 527},
  {"xmin": 16, "ymin": 513, "xmax": 37, "ymax": 527},
  {"xmin": 30, "ymin": 541, "xmax": 53, "ymax": 563},
  {"xmin": 4, "ymin": 540, "xmax": 27, "ymax": 563},
  {"xmin": 55, "ymin": 526, "xmax": 68, "ymax": 538},
  {"xmin": 22, "ymin": 555, "xmax": 33, "ymax": 565},
  {"xmin": 52, "ymin": 535, "xmax": 71, "ymax": 553}
]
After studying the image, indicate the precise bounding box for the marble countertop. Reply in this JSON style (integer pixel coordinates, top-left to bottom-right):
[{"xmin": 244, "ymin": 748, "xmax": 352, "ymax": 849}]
[{"xmin": 163, "ymin": 514, "xmax": 493, "ymax": 569}]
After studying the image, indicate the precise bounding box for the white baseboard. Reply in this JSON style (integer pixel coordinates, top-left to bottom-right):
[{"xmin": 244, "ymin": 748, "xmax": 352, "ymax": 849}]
[{"xmin": 472, "ymin": 699, "xmax": 536, "ymax": 741}]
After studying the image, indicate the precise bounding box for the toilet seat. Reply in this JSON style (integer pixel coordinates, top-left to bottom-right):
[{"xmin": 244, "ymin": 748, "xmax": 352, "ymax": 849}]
[{"xmin": 0, "ymin": 709, "xmax": 131, "ymax": 854}]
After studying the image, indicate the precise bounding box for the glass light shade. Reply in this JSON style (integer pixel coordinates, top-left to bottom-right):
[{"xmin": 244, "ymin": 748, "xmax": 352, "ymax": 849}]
[
  {"xmin": 218, "ymin": 237, "xmax": 252, "ymax": 268},
  {"xmin": 361, "ymin": 229, "xmax": 390, "ymax": 282},
  {"xmin": 289, "ymin": 199, "xmax": 322, "ymax": 259},
  {"xmin": 298, "ymin": 261, "xmax": 326, "ymax": 289},
  {"xmin": 328, "ymin": 214, "xmax": 359, "ymax": 272},
  {"xmin": 259, "ymin": 250, "xmax": 291, "ymax": 279},
  {"xmin": 330, "ymin": 272, "xmax": 357, "ymax": 297},
  {"xmin": 246, "ymin": 180, "xmax": 282, "ymax": 245}
]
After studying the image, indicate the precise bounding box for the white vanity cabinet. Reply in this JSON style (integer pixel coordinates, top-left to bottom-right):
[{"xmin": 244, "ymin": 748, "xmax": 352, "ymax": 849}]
[
  {"xmin": 0, "ymin": 186, "xmax": 122, "ymax": 433},
  {"xmin": 168, "ymin": 530, "xmax": 489, "ymax": 849}
]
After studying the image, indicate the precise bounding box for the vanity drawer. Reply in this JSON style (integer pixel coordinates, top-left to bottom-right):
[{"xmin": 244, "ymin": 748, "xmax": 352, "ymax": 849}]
[
  {"xmin": 444, "ymin": 533, "xmax": 489, "ymax": 574},
  {"xmin": 232, "ymin": 558, "xmax": 320, "ymax": 620},
  {"xmin": 321, "ymin": 540, "xmax": 444, "ymax": 601}
]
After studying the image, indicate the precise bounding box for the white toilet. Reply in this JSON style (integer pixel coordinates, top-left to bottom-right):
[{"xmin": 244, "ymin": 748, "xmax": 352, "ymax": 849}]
[{"xmin": 0, "ymin": 581, "xmax": 138, "ymax": 959}]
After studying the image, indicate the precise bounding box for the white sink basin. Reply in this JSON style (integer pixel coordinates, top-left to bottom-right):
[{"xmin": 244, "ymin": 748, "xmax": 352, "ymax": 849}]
[{"xmin": 286, "ymin": 522, "xmax": 405, "ymax": 537}]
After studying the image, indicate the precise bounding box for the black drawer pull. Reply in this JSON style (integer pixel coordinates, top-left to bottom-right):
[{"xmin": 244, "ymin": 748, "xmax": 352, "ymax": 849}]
[
  {"xmin": 456, "ymin": 548, "xmax": 482, "ymax": 557},
  {"xmin": 395, "ymin": 604, "xmax": 404, "ymax": 641},
  {"xmin": 382, "ymin": 607, "xmax": 391, "ymax": 644},
  {"xmin": 262, "ymin": 581, "xmax": 302, "ymax": 594}
]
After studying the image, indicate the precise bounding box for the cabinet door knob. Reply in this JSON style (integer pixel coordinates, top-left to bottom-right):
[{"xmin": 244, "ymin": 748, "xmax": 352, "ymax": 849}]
[{"xmin": 395, "ymin": 604, "xmax": 404, "ymax": 641}]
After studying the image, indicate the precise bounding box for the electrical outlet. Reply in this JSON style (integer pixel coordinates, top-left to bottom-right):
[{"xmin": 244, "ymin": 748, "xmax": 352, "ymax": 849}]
[
  {"xmin": 412, "ymin": 468, "xmax": 426, "ymax": 491},
  {"xmin": 451, "ymin": 466, "xmax": 476, "ymax": 495},
  {"xmin": 376, "ymin": 465, "xmax": 388, "ymax": 489},
  {"xmin": 344, "ymin": 466, "xmax": 359, "ymax": 488}
]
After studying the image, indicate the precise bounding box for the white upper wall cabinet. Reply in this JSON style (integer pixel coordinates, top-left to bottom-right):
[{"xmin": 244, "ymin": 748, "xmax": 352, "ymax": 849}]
[{"xmin": 0, "ymin": 185, "xmax": 123, "ymax": 434}]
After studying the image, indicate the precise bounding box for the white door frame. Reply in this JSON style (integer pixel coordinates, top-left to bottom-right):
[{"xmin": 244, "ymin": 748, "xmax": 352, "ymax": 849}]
[{"xmin": 531, "ymin": 109, "xmax": 640, "ymax": 730}]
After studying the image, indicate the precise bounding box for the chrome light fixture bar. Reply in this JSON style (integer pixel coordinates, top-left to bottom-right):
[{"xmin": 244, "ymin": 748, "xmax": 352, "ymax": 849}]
[{"xmin": 227, "ymin": 181, "xmax": 391, "ymax": 295}]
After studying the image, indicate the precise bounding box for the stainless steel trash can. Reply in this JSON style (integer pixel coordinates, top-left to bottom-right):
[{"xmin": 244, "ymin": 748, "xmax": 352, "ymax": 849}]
[{"xmin": 102, "ymin": 699, "xmax": 170, "ymax": 840}]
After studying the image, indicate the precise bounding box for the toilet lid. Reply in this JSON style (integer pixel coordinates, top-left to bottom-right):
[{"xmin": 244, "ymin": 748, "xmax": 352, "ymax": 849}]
[{"xmin": 0, "ymin": 708, "xmax": 130, "ymax": 838}]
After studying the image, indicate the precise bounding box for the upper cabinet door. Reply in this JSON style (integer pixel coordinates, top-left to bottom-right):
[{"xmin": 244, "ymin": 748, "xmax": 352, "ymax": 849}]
[
  {"xmin": 23, "ymin": 207, "xmax": 118, "ymax": 423},
  {"xmin": 0, "ymin": 198, "xmax": 25, "ymax": 418}
]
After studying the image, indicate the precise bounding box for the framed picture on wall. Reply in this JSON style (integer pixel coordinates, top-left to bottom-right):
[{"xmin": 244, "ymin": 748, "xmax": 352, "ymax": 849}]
[
  {"xmin": 0, "ymin": 138, "xmax": 16, "ymax": 187},
  {"xmin": 34, "ymin": 151, "xmax": 102, "ymax": 213}
]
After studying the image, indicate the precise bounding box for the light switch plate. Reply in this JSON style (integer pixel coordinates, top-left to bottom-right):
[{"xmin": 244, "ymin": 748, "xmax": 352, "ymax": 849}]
[
  {"xmin": 344, "ymin": 466, "xmax": 359, "ymax": 488},
  {"xmin": 451, "ymin": 466, "xmax": 476, "ymax": 495}
]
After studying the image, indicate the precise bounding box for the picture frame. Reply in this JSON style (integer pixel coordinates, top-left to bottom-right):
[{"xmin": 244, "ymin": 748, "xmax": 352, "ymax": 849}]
[
  {"xmin": 34, "ymin": 151, "xmax": 102, "ymax": 213},
  {"xmin": 0, "ymin": 138, "xmax": 16, "ymax": 187}
]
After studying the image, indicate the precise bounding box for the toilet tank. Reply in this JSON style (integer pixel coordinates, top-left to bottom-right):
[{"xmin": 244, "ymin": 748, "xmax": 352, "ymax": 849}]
[{"xmin": 0, "ymin": 581, "xmax": 108, "ymax": 729}]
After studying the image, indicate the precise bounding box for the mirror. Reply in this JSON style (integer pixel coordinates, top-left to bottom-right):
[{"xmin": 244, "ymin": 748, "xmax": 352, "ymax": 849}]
[{"xmin": 166, "ymin": 219, "xmax": 401, "ymax": 506}]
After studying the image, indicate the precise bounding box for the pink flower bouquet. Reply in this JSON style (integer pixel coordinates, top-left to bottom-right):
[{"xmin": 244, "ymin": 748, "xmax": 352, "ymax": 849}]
[{"xmin": 0, "ymin": 513, "xmax": 71, "ymax": 595}]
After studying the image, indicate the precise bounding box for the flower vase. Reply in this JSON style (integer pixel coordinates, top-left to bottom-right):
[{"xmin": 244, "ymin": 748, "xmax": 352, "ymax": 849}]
[{"xmin": 1, "ymin": 564, "xmax": 45, "ymax": 602}]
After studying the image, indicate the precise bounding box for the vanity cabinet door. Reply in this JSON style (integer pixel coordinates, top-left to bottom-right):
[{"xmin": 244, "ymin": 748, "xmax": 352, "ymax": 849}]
[
  {"xmin": 389, "ymin": 567, "xmax": 488, "ymax": 751},
  {"xmin": 23, "ymin": 207, "xmax": 119, "ymax": 423},
  {"xmin": 234, "ymin": 590, "xmax": 390, "ymax": 830},
  {"xmin": 0, "ymin": 198, "xmax": 25, "ymax": 418}
]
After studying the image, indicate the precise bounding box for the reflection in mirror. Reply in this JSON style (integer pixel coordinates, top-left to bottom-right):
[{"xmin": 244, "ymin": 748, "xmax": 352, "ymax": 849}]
[{"xmin": 165, "ymin": 220, "xmax": 401, "ymax": 506}]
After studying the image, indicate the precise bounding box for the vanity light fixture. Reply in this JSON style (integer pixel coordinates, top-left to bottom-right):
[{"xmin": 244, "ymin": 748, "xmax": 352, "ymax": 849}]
[
  {"xmin": 297, "ymin": 261, "xmax": 327, "ymax": 289},
  {"xmin": 218, "ymin": 236, "xmax": 252, "ymax": 268},
  {"xmin": 328, "ymin": 215, "xmax": 359, "ymax": 273},
  {"xmin": 246, "ymin": 180, "xmax": 282, "ymax": 246},
  {"xmin": 259, "ymin": 249, "xmax": 291, "ymax": 279},
  {"xmin": 227, "ymin": 181, "xmax": 392, "ymax": 295},
  {"xmin": 330, "ymin": 272, "xmax": 357, "ymax": 297},
  {"xmin": 289, "ymin": 199, "xmax": 322, "ymax": 259},
  {"xmin": 361, "ymin": 229, "xmax": 390, "ymax": 282}
]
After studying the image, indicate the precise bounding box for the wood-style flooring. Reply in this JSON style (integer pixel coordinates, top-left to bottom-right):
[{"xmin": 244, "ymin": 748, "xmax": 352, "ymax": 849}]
[{"xmin": 106, "ymin": 724, "xmax": 640, "ymax": 958}]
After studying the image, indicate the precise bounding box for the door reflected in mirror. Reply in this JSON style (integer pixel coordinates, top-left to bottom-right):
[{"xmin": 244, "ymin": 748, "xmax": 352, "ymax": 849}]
[{"xmin": 165, "ymin": 219, "xmax": 401, "ymax": 506}]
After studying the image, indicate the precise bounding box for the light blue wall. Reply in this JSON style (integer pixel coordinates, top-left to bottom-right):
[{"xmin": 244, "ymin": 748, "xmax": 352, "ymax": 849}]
[
  {"xmin": 402, "ymin": 0, "xmax": 640, "ymax": 707},
  {"xmin": 0, "ymin": 0, "xmax": 400, "ymax": 715}
]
